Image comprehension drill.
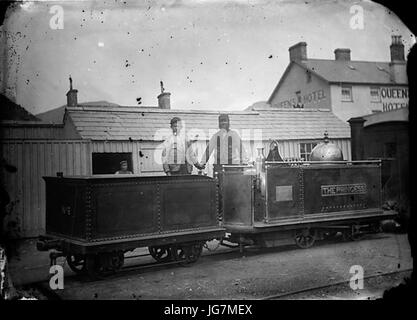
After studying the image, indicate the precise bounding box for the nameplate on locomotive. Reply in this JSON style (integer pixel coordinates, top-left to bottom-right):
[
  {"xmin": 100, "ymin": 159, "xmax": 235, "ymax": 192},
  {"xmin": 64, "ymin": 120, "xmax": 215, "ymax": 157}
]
[
  {"xmin": 321, "ymin": 183, "xmax": 367, "ymax": 197},
  {"xmin": 276, "ymin": 185, "xmax": 293, "ymax": 201}
]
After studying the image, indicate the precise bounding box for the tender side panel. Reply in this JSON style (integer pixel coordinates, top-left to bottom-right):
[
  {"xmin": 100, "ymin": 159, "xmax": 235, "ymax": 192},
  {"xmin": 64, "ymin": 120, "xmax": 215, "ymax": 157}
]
[
  {"xmin": 44, "ymin": 179, "xmax": 87, "ymax": 239},
  {"xmin": 160, "ymin": 180, "xmax": 218, "ymax": 231},
  {"xmin": 93, "ymin": 183, "xmax": 159, "ymax": 238},
  {"xmin": 266, "ymin": 166, "xmax": 301, "ymax": 221},
  {"xmin": 222, "ymin": 172, "xmax": 254, "ymax": 226},
  {"xmin": 302, "ymin": 165, "xmax": 381, "ymax": 215}
]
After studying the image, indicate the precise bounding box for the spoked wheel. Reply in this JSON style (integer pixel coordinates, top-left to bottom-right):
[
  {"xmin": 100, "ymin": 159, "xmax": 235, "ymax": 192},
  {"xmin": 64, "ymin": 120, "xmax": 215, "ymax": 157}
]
[
  {"xmin": 185, "ymin": 243, "xmax": 203, "ymax": 263},
  {"xmin": 172, "ymin": 243, "xmax": 203, "ymax": 265},
  {"xmin": 85, "ymin": 251, "xmax": 125, "ymax": 280},
  {"xmin": 67, "ymin": 254, "xmax": 87, "ymax": 275},
  {"xmin": 294, "ymin": 228, "xmax": 316, "ymax": 249},
  {"xmin": 148, "ymin": 246, "xmax": 173, "ymax": 262}
]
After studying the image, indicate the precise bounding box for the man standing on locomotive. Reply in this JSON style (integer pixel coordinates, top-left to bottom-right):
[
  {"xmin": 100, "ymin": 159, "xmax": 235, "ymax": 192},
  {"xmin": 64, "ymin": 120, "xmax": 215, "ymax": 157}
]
[
  {"xmin": 201, "ymin": 114, "xmax": 248, "ymax": 174},
  {"xmin": 161, "ymin": 117, "xmax": 204, "ymax": 176}
]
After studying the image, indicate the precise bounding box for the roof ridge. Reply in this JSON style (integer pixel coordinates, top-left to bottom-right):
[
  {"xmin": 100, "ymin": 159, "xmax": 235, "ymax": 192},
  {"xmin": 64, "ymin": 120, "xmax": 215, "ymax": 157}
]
[
  {"xmin": 304, "ymin": 58, "xmax": 394, "ymax": 64},
  {"xmin": 68, "ymin": 106, "xmax": 259, "ymax": 115},
  {"xmin": 258, "ymin": 108, "xmax": 331, "ymax": 112}
]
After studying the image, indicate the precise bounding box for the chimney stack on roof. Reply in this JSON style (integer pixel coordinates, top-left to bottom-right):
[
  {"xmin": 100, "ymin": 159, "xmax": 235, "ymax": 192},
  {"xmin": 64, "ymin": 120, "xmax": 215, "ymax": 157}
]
[
  {"xmin": 334, "ymin": 48, "xmax": 351, "ymax": 61},
  {"xmin": 157, "ymin": 81, "xmax": 171, "ymax": 109},
  {"xmin": 390, "ymin": 35, "xmax": 405, "ymax": 62},
  {"xmin": 66, "ymin": 75, "xmax": 78, "ymax": 107},
  {"xmin": 289, "ymin": 42, "xmax": 307, "ymax": 62}
]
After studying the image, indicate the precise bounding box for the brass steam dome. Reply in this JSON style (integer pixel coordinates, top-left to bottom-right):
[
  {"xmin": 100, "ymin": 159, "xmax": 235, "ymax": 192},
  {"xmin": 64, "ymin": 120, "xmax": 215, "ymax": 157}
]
[{"xmin": 309, "ymin": 131, "xmax": 344, "ymax": 161}]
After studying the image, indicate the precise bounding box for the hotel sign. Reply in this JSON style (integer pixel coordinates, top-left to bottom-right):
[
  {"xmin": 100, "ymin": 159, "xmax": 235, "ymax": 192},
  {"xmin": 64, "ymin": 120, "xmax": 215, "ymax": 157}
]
[
  {"xmin": 278, "ymin": 89, "xmax": 327, "ymax": 108},
  {"xmin": 380, "ymin": 87, "xmax": 408, "ymax": 112},
  {"xmin": 321, "ymin": 183, "xmax": 367, "ymax": 197}
]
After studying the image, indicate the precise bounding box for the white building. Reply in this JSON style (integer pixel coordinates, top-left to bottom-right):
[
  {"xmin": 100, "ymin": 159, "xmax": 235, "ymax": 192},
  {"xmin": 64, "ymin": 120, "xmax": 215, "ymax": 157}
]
[{"xmin": 267, "ymin": 35, "xmax": 408, "ymax": 121}]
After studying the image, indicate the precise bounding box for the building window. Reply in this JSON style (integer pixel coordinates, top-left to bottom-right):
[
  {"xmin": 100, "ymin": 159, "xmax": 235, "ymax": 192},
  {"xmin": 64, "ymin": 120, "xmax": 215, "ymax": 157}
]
[
  {"xmin": 370, "ymin": 87, "xmax": 381, "ymax": 102},
  {"xmin": 92, "ymin": 152, "xmax": 133, "ymax": 174},
  {"xmin": 341, "ymin": 85, "xmax": 353, "ymax": 102},
  {"xmin": 299, "ymin": 142, "xmax": 317, "ymax": 161}
]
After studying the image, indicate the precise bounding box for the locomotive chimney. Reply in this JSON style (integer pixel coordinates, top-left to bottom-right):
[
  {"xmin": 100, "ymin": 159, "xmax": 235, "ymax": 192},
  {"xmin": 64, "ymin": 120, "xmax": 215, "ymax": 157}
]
[
  {"xmin": 289, "ymin": 42, "xmax": 307, "ymax": 62},
  {"xmin": 157, "ymin": 81, "xmax": 171, "ymax": 109},
  {"xmin": 66, "ymin": 75, "xmax": 78, "ymax": 107},
  {"xmin": 348, "ymin": 117, "xmax": 365, "ymax": 161}
]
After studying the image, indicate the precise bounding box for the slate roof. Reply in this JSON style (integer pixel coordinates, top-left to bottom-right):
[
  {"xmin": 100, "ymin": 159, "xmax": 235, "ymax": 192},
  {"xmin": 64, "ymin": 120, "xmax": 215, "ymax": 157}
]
[
  {"xmin": 299, "ymin": 59, "xmax": 408, "ymax": 85},
  {"xmin": 36, "ymin": 101, "xmax": 121, "ymax": 123},
  {"xmin": 66, "ymin": 105, "xmax": 350, "ymax": 141}
]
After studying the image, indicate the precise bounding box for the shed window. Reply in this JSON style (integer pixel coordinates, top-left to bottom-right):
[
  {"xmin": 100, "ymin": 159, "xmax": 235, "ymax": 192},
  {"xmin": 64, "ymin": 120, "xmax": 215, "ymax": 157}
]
[
  {"xmin": 92, "ymin": 153, "xmax": 133, "ymax": 174},
  {"xmin": 299, "ymin": 142, "xmax": 317, "ymax": 161},
  {"xmin": 341, "ymin": 85, "xmax": 353, "ymax": 102},
  {"xmin": 370, "ymin": 87, "xmax": 381, "ymax": 102}
]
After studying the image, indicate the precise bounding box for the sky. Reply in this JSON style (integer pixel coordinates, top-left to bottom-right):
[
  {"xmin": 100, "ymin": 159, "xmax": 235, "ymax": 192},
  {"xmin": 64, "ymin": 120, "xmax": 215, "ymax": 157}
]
[{"xmin": 0, "ymin": 0, "xmax": 414, "ymax": 115}]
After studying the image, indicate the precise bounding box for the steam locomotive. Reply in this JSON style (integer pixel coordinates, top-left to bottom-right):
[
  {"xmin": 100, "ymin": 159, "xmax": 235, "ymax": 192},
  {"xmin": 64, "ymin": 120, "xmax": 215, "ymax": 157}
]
[{"xmin": 37, "ymin": 136, "xmax": 397, "ymax": 279}]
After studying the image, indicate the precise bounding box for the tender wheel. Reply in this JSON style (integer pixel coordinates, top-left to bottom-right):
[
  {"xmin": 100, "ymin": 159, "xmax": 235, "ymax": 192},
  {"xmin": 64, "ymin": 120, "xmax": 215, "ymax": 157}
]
[
  {"xmin": 148, "ymin": 246, "xmax": 172, "ymax": 262},
  {"xmin": 85, "ymin": 254, "xmax": 107, "ymax": 280},
  {"xmin": 185, "ymin": 243, "xmax": 203, "ymax": 263},
  {"xmin": 85, "ymin": 251, "xmax": 124, "ymax": 280},
  {"xmin": 67, "ymin": 254, "xmax": 86, "ymax": 274},
  {"xmin": 111, "ymin": 251, "xmax": 125, "ymax": 270},
  {"xmin": 172, "ymin": 243, "xmax": 203, "ymax": 265},
  {"xmin": 294, "ymin": 228, "xmax": 316, "ymax": 249},
  {"xmin": 172, "ymin": 245, "xmax": 185, "ymax": 262}
]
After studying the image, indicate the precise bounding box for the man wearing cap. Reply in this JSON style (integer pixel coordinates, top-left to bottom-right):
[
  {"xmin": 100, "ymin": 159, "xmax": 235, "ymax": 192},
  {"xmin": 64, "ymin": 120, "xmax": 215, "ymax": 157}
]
[
  {"xmin": 161, "ymin": 117, "xmax": 204, "ymax": 176},
  {"xmin": 115, "ymin": 160, "xmax": 133, "ymax": 174},
  {"xmin": 201, "ymin": 114, "xmax": 248, "ymax": 173}
]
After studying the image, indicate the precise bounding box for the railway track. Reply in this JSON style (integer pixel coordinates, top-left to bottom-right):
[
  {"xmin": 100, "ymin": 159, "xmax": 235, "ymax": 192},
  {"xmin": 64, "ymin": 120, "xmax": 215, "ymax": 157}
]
[{"xmin": 260, "ymin": 269, "xmax": 412, "ymax": 300}]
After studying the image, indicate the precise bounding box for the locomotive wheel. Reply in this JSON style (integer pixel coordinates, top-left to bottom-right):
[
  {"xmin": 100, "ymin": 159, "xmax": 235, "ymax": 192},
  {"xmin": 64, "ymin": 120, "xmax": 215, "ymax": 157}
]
[
  {"xmin": 348, "ymin": 225, "xmax": 365, "ymax": 241},
  {"xmin": 172, "ymin": 243, "xmax": 203, "ymax": 265},
  {"xmin": 370, "ymin": 222, "xmax": 382, "ymax": 233},
  {"xmin": 148, "ymin": 246, "xmax": 172, "ymax": 262},
  {"xmin": 67, "ymin": 254, "xmax": 87, "ymax": 274},
  {"xmin": 294, "ymin": 229, "xmax": 316, "ymax": 249}
]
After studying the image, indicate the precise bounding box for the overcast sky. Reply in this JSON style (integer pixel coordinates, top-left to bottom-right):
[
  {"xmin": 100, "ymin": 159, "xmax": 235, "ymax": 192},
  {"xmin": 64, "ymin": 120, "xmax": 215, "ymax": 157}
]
[{"xmin": 0, "ymin": 0, "xmax": 414, "ymax": 115}]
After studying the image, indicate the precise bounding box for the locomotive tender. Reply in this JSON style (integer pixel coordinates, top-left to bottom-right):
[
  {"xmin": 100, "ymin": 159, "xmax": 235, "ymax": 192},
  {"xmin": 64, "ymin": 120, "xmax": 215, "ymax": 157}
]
[
  {"xmin": 37, "ymin": 138, "xmax": 397, "ymax": 278},
  {"xmin": 37, "ymin": 175, "xmax": 224, "ymax": 278}
]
